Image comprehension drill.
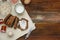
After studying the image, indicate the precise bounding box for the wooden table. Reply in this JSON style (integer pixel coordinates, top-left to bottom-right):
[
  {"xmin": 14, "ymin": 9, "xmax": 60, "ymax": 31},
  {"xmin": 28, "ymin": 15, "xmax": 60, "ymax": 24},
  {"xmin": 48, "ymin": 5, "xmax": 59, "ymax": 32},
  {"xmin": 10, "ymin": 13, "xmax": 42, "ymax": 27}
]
[{"xmin": 17, "ymin": 0, "xmax": 60, "ymax": 40}]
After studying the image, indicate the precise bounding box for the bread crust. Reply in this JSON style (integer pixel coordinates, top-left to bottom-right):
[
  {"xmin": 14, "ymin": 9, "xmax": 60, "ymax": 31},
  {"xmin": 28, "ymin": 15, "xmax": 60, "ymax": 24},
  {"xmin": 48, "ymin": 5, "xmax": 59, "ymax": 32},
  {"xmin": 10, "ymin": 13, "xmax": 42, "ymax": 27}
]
[
  {"xmin": 14, "ymin": 17, "xmax": 19, "ymax": 29},
  {"xmin": 19, "ymin": 18, "xmax": 28, "ymax": 31},
  {"xmin": 4, "ymin": 14, "xmax": 12, "ymax": 24},
  {"xmin": 6, "ymin": 16, "xmax": 16, "ymax": 27}
]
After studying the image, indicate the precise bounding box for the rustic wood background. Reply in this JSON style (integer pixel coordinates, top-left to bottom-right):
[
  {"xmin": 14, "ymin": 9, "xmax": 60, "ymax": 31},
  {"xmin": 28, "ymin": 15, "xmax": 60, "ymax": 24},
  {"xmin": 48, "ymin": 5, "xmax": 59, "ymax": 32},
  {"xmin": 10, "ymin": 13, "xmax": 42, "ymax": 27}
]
[{"xmin": 17, "ymin": 0, "xmax": 60, "ymax": 40}]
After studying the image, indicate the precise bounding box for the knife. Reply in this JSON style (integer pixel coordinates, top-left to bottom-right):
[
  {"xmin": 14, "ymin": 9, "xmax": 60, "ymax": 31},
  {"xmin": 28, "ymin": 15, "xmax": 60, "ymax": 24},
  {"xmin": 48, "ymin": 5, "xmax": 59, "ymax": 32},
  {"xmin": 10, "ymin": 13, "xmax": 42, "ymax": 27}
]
[
  {"xmin": 24, "ymin": 23, "xmax": 36, "ymax": 40},
  {"xmin": 25, "ymin": 29, "xmax": 32, "ymax": 40}
]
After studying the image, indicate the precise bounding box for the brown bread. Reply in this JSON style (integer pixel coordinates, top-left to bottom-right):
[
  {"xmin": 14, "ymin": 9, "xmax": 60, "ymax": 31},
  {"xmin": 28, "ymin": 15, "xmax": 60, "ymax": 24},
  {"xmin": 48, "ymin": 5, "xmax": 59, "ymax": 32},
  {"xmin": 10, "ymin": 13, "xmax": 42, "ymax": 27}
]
[
  {"xmin": 4, "ymin": 14, "xmax": 12, "ymax": 24},
  {"xmin": 6, "ymin": 16, "xmax": 16, "ymax": 27},
  {"xmin": 13, "ymin": 17, "xmax": 19, "ymax": 29}
]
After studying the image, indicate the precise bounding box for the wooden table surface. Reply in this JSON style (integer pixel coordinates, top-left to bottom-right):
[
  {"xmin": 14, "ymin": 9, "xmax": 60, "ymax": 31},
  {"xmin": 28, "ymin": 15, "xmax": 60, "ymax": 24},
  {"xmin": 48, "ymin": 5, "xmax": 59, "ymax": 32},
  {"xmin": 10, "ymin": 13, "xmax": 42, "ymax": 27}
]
[{"xmin": 17, "ymin": 0, "xmax": 60, "ymax": 40}]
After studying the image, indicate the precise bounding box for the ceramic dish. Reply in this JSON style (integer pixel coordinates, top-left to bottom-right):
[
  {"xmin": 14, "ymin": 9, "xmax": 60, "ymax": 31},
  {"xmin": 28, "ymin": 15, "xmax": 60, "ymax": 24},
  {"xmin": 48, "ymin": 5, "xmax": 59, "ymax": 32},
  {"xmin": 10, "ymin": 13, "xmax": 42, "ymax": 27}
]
[{"xmin": 15, "ymin": 3, "xmax": 25, "ymax": 14}]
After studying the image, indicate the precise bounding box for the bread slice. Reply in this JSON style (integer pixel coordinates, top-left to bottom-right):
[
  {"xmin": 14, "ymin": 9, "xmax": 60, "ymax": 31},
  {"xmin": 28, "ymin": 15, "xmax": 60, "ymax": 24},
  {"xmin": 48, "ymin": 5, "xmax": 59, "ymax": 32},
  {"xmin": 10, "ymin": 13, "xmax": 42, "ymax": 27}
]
[
  {"xmin": 6, "ymin": 16, "xmax": 16, "ymax": 27},
  {"xmin": 13, "ymin": 17, "xmax": 19, "ymax": 29},
  {"xmin": 19, "ymin": 18, "xmax": 28, "ymax": 31},
  {"xmin": 10, "ymin": 16, "xmax": 16, "ymax": 27},
  {"xmin": 4, "ymin": 14, "xmax": 12, "ymax": 24}
]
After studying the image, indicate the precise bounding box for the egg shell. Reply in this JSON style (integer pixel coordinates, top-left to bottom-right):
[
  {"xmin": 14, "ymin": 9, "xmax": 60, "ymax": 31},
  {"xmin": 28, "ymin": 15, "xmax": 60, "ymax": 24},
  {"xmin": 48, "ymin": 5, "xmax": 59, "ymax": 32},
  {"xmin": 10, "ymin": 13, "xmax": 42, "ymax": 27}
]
[{"xmin": 8, "ymin": 31, "xmax": 13, "ymax": 37}]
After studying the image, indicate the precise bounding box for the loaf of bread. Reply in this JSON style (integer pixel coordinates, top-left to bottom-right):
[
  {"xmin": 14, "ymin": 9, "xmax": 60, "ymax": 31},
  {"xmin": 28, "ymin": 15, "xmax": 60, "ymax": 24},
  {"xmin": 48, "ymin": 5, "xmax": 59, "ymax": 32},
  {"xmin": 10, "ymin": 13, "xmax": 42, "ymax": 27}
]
[{"xmin": 4, "ymin": 14, "xmax": 19, "ymax": 29}]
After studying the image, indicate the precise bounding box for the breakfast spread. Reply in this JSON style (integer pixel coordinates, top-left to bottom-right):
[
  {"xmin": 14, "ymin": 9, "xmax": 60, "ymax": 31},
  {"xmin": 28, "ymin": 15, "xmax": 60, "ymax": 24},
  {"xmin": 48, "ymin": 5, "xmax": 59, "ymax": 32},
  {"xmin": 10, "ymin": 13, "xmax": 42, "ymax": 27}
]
[
  {"xmin": 3, "ymin": 14, "xmax": 28, "ymax": 30},
  {"xmin": 0, "ymin": 0, "xmax": 35, "ymax": 40},
  {"xmin": 0, "ymin": 0, "xmax": 28, "ymax": 32},
  {"xmin": 0, "ymin": 0, "xmax": 29, "ymax": 33}
]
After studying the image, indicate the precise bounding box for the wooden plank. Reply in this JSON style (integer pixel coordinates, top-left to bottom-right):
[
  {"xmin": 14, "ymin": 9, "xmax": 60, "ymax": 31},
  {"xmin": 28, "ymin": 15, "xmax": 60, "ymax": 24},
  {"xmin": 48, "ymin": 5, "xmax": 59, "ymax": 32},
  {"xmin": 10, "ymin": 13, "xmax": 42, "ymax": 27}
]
[
  {"xmin": 23, "ymin": 0, "xmax": 60, "ymax": 23},
  {"xmin": 17, "ymin": 23, "xmax": 60, "ymax": 40}
]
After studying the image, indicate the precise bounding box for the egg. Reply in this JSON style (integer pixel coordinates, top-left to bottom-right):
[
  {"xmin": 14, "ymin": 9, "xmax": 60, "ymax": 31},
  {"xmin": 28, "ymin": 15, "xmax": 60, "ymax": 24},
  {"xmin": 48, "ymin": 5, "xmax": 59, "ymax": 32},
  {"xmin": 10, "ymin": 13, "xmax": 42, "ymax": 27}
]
[
  {"xmin": 8, "ymin": 31, "xmax": 13, "ymax": 37},
  {"xmin": 24, "ymin": 0, "xmax": 31, "ymax": 4}
]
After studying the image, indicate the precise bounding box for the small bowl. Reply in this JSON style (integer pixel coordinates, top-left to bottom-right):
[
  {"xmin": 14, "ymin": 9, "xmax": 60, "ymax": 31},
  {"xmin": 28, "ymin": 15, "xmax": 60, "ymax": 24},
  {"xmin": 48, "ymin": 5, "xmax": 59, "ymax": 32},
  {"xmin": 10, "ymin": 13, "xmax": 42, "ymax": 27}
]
[{"xmin": 15, "ymin": 3, "xmax": 25, "ymax": 14}]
